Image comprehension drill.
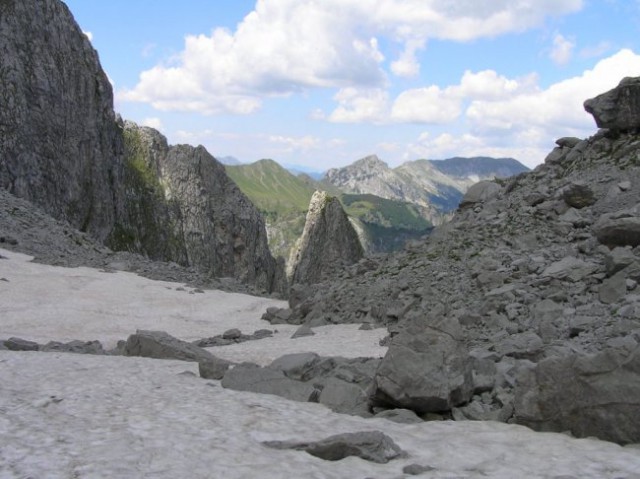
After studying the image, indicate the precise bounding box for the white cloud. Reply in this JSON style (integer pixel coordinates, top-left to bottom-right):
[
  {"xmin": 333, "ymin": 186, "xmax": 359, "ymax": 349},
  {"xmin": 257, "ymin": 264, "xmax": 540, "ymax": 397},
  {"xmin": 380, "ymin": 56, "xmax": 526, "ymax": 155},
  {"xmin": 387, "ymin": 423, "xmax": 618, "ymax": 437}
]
[
  {"xmin": 82, "ymin": 30, "xmax": 93, "ymax": 41},
  {"xmin": 550, "ymin": 33, "xmax": 575, "ymax": 65},
  {"xmin": 391, "ymin": 86, "xmax": 462, "ymax": 124},
  {"xmin": 268, "ymin": 135, "xmax": 322, "ymax": 152},
  {"xmin": 141, "ymin": 117, "xmax": 164, "ymax": 130},
  {"xmin": 122, "ymin": 0, "xmax": 584, "ymax": 115},
  {"xmin": 401, "ymin": 49, "xmax": 640, "ymax": 167},
  {"xmin": 580, "ymin": 41, "xmax": 613, "ymax": 59},
  {"xmin": 329, "ymin": 88, "xmax": 390, "ymax": 124},
  {"xmin": 466, "ymin": 49, "xmax": 640, "ymax": 136}
]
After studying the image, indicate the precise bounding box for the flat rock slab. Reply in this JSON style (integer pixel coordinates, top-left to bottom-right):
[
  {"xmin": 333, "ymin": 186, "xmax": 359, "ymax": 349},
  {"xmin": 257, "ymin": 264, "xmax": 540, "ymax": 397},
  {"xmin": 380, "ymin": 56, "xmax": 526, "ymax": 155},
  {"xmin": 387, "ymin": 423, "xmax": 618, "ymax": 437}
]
[
  {"xmin": 124, "ymin": 330, "xmax": 214, "ymax": 362},
  {"xmin": 262, "ymin": 431, "xmax": 406, "ymax": 464}
]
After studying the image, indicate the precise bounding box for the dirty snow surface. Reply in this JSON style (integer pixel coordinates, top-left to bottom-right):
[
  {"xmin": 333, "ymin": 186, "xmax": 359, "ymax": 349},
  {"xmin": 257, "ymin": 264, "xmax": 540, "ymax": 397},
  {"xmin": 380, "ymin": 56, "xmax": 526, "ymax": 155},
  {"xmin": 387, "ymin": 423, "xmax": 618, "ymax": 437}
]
[{"xmin": 1, "ymin": 249, "xmax": 639, "ymax": 479}]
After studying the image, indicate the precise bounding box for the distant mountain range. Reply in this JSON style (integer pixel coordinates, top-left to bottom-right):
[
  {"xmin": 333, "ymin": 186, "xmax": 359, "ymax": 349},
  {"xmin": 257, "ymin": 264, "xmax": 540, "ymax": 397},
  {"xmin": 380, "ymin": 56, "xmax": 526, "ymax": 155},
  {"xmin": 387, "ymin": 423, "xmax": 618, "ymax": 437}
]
[
  {"xmin": 322, "ymin": 155, "xmax": 529, "ymax": 224},
  {"xmin": 224, "ymin": 155, "xmax": 528, "ymax": 262}
]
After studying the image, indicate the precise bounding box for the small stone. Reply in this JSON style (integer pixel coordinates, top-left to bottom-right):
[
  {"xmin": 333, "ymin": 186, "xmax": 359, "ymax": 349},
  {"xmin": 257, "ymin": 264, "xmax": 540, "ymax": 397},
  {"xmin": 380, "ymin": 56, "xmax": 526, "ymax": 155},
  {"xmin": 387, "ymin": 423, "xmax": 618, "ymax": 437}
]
[
  {"xmin": 222, "ymin": 328, "xmax": 242, "ymax": 340},
  {"xmin": 403, "ymin": 464, "xmax": 436, "ymax": 475},
  {"xmin": 291, "ymin": 325, "xmax": 315, "ymax": 339}
]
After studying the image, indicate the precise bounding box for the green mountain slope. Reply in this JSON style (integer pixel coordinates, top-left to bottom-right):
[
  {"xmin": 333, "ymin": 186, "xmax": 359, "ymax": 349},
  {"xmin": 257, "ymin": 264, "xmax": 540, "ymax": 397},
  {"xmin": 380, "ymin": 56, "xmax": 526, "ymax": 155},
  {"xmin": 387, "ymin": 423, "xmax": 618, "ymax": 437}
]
[
  {"xmin": 225, "ymin": 159, "xmax": 315, "ymax": 214},
  {"xmin": 224, "ymin": 159, "xmax": 433, "ymax": 261}
]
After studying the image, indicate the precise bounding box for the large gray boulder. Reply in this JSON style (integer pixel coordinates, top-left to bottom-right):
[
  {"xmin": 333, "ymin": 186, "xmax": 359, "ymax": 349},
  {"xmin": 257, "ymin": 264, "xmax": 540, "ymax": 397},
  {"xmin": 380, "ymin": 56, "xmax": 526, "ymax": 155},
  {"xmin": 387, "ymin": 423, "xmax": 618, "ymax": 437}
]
[
  {"xmin": 221, "ymin": 363, "xmax": 316, "ymax": 402},
  {"xmin": 0, "ymin": 0, "xmax": 124, "ymax": 241},
  {"xmin": 514, "ymin": 346, "xmax": 640, "ymax": 444},
  {"xmin": 584, "ymin": 76, "xmax": 640, "ymax": 131},
  {"xmin": 593, "ymin": 205, "xmax": 640, "ymax": 248},
  {"xmin": 262, "ymin": 431, "xmax": 406, "ymax": 464},
  {"xmin": 373, "ymin": 318, "xmax": 474, "ymax": 413},
  {"xmin": 288, "ymin": 191, "xmax": 363, "ymax": 285},
  {"xmin": 123, "ymin": 330, "xmax": 214, "ymax": 362},
  {"xmin": 221, "ymin": 353, "xmax": 379, "ymax": 416},
  {"xmin": 459, "ymin": 181, "xmax": 502, "ymax": 208}
]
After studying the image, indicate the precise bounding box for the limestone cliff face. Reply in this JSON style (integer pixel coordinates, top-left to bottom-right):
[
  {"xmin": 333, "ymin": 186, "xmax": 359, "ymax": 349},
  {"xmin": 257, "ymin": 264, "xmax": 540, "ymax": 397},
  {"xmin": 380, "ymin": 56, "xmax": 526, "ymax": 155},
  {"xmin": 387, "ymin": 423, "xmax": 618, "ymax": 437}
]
[
  {"xmin": 119, "ymin": 123, "xmax": 286, "ymax": 294},
  {"xmin": 0, "ymin": 0, "xmax": 124, "ymax": 241},
  {"xmin": 0, "ymin": 0, "xmax": 285, "ymax": 294},
  {"xmin": 288, "ymin": 191, "xmax": 363, "ymax": 285}
]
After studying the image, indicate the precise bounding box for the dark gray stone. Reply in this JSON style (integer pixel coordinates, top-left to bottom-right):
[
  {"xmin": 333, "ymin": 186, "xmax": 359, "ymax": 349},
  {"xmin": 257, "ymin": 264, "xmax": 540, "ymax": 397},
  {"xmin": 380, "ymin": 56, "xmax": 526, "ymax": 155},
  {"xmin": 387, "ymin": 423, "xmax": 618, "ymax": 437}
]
[
  {"xmin": 198, "ymin": 357, "xmax": 233, "ymax": 380},
  {"xmin": 594, "ymin": 205, "xmax": 640, "ymax": 248},
  {"xmin": 514, "ymin": 346, "xmax": 640, "ymax": 444},
  {"xmin": 561, "ymin": 182, "xmax": 596, "ymax": 209},
  {"xmin": 5, "ymin": 337, "xmax": 39, "ymax": 351},
  {"xmin": 123, "ymin": 330, "xmax": 214, "ymax": 362},
  {"xmin": 262, "ymin": 431, "xmax": 406, "ymax": 464},
  {"xmin": 222, "ymin": 328, "xmax": 242, "ymax": 340},
  {"xmin": 584, "ymin": 76, "xmax": 640, "ymax": 131},
  {"xmin": 459, "ymin": 181, "xmax": 501, "ymax": 208},
  {"xmin": 291, "ymin": 325, "xmax": 315, "ymax": 339},
  {"xmin": 374, "ymin": 408, "xmax": 423, "ymax": 424},
  {"xmin": 221, "ymin": 363, "xmax": 316, "ymax": 402},
  {"xmin": 374, "ymin": 318, "xmax": 473, "ymax": 413},
  {"xmin": 40, "ymin": 340, "xmax": 105, "ymax": 354}
]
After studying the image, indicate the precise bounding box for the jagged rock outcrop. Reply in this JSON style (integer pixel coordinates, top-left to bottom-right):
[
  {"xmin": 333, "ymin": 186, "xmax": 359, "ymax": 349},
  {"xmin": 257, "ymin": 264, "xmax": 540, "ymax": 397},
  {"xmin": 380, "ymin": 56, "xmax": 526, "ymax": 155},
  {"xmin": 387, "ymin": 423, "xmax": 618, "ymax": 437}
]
[
  {"xmin": 0, "ymin": 1, "xmax": 285, "ymax": 294},
  {"xmin": 117, "ymin": 122, "xmax": 286, "ymax": 294},
  {"xmin": 584, "ymin": 76, "xmax": 640, "ymax": 131},
  {"xmin": 288, "ymin": 191, "xmax": 363, "ymax": 284},
  {"xmin": 263, "ymin": 78, "xmax": 640, "ymax": 444},
  {"xmin": 0, "ymin": 0, "xmax": 124, "ymax": 241}
]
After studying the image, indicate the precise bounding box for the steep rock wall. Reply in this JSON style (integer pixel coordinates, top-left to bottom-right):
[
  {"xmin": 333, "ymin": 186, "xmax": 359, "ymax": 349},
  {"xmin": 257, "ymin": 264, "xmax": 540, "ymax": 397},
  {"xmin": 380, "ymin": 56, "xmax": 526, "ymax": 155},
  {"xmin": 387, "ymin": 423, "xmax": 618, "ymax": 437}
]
[{"xmin": 0, "ymin": 0, "xmax": 124, "ymax": 241}]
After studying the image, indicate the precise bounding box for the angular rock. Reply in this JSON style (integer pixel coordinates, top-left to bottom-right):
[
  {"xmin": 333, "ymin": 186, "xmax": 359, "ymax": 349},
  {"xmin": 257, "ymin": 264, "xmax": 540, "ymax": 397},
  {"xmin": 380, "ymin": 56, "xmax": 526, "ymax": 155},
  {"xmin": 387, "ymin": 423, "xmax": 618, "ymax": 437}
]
[
  {"xmin": 459, "ymin": 181, "xmax": 502, "ymax": 208},
  {"xmin": 604, "ymin": 247, "xmax": 637, "ymax": 276},
  {"xmin": 123, "ymin": 330, "xmax": 214, "ymax": 362},
  {"xmin": 374, "ymin": 408, "xmax": 423, "ymax": 424},
  {"xmin": 584, "ymin": 76, "xmax": 640, "ymax": 131},
  {"xmin": 221, "ymin": 363, "xmax": 316, "ymax": 402},
  {"xmin": 541, "ymin": 257, "xmax": 598, "ymax": 282},
  {"xmin": 288, "ymin": 191, "xmax": 363, "ymax": 285},
  {"xmin": 599, "ymin": 272, "xmax": 627, "ymax": 304},
  {"xmin": 262, "ymin": 431, "xmax": 406, "ymax": 464},
  {"xmin": 561, "ymin": 182, "xmax": 596, "ymax": 209},
  {"xmin": 374, "ymin": 318, "xmax": 473, "ymax": 413},
  {"xmin": 222, "ymin": 328, "xmax": 242, "ymax": 340},
  {"xmin": 40, "ymin": 340, "xmax": 105, "ymax": 355},
  {"xmin": 291, "ymin": 325, "xmax": 315, "ymax": 339},
  {"xmin": 593, "ymin": 205, "xmax": 640, "ymax": 248},
  {"xmin": 5, "ymin": 337, "xmax": 39, "ymax": 351},
  {"xmin": 496, "ymin": 332, "xmax": 544, "ymax": 360},
  {"xmin": 514, "ymin": 346, "xmax": 640, "ymax": 444},
  {"xmin": 198, "ymin": 357, "xmax": 233, "ymax": 380}
]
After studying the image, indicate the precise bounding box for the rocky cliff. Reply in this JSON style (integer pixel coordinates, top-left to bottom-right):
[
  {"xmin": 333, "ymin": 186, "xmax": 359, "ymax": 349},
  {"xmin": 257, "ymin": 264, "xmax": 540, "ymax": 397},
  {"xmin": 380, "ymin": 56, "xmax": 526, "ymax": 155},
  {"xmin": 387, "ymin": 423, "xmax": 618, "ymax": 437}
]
[
  {"xmin": 0, "ymin": 0, "xmax": 285, "ymax": 294},
  {"xmin": 266, "ymin": 78, "xmax": 640, "ymax": 444},
  {"xmin": 0, "ymin": 0, "xmax": 124, "ymax": 241},
  {"xmin": 288, "ymin": 191, "xmax": 363, "ymax": 285},
  {"xmin": 116, "ymin": 122, "xmax": 286, "ymax": 294}
]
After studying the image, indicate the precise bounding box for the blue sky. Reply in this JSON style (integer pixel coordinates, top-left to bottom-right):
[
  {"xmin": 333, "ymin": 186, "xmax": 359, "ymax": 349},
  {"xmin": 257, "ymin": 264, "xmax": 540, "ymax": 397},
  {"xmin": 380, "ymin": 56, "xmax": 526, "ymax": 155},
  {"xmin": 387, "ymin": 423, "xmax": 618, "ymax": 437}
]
[{"xmin": 65, "ymin": 0, "xmax": 640, "ymax": 171}]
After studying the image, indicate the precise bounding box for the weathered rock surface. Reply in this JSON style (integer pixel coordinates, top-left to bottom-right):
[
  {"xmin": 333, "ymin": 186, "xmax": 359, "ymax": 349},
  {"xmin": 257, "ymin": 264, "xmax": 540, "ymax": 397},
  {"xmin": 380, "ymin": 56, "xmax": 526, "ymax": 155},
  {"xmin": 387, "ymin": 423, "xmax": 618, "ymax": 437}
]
[
  {"xmin": 288, "ymin": 191, "xmax": 363, "ymax": 284},
  {"xmin": 0, "ymin": 0, "xmax": 124, "ymax": 242},
  {"xmin": 262, "ymin": 431, "xmax": 406, "ymax": 464},
  {"xmin": 123, "ymin": 330, "xmax": 214, "ymax": 362},
  {"xmin": 514, "ymin": 346, "xmax": 640, "ymax": 444},
  {"xmin": 220, "ymin": 353, "xmax": 380, "ymax": 416},
  {"xmin": 0, "ymin": 3, "xmax": 285, "ymax": 295},
  {"xmin": 373, "ymin": 318, "xmax": 473, "ymax": 413},
  {"xmin": 584, "ymin": 76, "xmax": 640, "ymax": 131},
  {"xmin": 262, "ymin": 78, "xmax": 640, "ymax": 444},
  {"xmin": 117, "ymin": 123, "xmax": 286, "ymax": 294}
]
